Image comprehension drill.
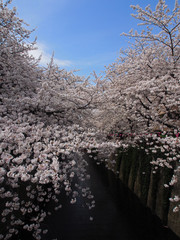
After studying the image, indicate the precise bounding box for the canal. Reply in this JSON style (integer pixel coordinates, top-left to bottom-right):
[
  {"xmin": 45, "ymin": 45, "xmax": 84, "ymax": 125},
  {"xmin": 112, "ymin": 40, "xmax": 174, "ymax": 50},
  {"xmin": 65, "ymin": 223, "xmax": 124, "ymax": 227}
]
[{"xmin": 41, "ymin": 155, "xmax": 180, "ymax": 240}]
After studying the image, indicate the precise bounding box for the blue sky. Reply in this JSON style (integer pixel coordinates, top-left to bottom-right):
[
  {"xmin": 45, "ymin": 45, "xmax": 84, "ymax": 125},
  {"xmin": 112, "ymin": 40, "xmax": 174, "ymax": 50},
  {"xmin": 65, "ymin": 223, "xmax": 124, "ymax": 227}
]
[{"xmin": 10, "ymin": 0, "xmax": 176, "ymax": 78}]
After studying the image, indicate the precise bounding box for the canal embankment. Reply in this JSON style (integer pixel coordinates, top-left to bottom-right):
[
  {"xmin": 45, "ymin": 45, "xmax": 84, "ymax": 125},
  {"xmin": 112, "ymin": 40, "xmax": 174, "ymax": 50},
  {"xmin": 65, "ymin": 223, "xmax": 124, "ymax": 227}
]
[{"xmin": 107, "ymin": 146, "xmax": 180, "ymax": 238}]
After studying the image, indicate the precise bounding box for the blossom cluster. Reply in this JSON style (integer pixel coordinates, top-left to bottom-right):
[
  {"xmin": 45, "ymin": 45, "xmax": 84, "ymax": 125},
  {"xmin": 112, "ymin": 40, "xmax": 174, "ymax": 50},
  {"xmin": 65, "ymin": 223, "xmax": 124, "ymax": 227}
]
[{"xmin": 108, "ymin": 131, "xmax": 180, "ymax": 138}]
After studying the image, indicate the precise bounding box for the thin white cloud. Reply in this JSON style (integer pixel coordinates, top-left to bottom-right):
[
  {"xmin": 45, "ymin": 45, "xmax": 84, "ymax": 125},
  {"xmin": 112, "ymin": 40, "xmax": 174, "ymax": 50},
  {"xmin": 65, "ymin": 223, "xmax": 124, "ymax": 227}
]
[{"xmin": 29, "ymin": 42, "xmax": 72, "ymax": 67}]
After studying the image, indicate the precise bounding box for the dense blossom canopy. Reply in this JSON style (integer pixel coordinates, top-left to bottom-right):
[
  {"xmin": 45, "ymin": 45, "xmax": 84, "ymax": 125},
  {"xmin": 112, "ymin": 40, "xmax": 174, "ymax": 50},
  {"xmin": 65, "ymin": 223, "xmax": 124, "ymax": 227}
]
[
  {"xmin": 0, "ymin": 1, "xmax": 117, "ymax": 239},
  {"xmin": 0, "ymin": 0, "xmax": 180, "ymax": 239}
]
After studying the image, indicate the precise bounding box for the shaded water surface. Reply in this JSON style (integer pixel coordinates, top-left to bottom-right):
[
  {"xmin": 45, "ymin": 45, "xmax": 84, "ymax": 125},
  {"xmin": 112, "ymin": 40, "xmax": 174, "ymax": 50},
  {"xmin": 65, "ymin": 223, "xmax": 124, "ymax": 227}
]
[{"xmin": 42, "ymin": 156, "xmax": 179, "ymax": 240}]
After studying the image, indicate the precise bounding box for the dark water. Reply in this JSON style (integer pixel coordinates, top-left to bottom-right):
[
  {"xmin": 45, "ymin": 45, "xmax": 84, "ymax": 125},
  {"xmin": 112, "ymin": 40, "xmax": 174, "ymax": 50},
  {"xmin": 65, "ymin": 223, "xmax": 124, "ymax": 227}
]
[{"xmin": 41, "ymin": 156, "xmax": 180, "ymax": 240}]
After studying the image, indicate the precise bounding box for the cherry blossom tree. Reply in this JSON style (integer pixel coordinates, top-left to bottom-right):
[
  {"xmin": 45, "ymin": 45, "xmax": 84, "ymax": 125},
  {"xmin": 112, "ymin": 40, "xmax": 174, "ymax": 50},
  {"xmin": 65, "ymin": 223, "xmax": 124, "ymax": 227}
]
[
  {"xmin": 95, "ymin": 0, "xmax": 180, "ymax": 212},
  {"xmin": 0, "ymin": 1, "xmax": 117, "ymax": 239}
]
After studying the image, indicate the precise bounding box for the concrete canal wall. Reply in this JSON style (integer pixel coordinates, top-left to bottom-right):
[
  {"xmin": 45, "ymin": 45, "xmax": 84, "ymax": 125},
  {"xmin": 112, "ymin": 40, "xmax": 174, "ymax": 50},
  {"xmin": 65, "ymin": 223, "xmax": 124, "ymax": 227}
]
[{"xmin": 107, "ymin": 147, "xmax": 180, "ymax": 238}]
